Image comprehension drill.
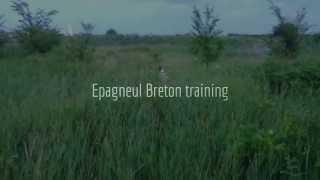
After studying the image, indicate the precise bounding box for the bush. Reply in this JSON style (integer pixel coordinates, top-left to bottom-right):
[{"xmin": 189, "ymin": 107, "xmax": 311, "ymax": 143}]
[
  {"xmin": 315, "ymin": 33, "xmax": 320, "ymax": 44},
  {"xmin": 191, "ymin": 5, "xmax": 224, "ymax": 68},
  {"xmin": 105, "ymin": 28, "xmax": 123, "ymax": 43},
  {"xmin": 260, "ymin": 59, "xmax": 320, "ymax": 95},
  {"xmin": 234, "ymin": 116, "xmax": 320, "ymax": 179},
  {"xmin": 268, "ymin": 1, "xmax": 310, "ymax": 58},
  {"xmin": 0, "ymin": 15, "xmax": 8, "ymax": 48},
  {"xmin": 272, "ymin": 23, "xmax": 300, "ymax": 57},
  {"xmin": 0, "ymin": 31, "xmax": 8, "ymax": 48},
  {"xmin": 11, "ymin": 0, "xmax": 61, "ymax": 54},
  {"xmin": 106, "ymin": 28, "xmax": 117, "ymax": 37},
  {"xmin": 16, "ymin": 27, "xmax": 60, "ymax": 53},
  {"xmin": 0, "ymin": 15, "xmax": 9, "ymax": 58}
]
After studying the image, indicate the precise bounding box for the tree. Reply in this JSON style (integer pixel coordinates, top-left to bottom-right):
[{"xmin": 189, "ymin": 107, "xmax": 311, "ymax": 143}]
[
  {"xmin": 191, "ymin": 5, "xmax": 224, "ymax": 68},
  {"xmin": 106, "ymin": 28, "xmax": 118, "ymax": 36},
  {"xmin": 0, "ymin": 15, "xmax": 4, "ymax": 28},
  {"xmin": 11, "ymin": 0, "xmax": 61, "ymax": 53},
  {"xmin": 105, "ymin": 28, "xmax": 123, "ymax": 42},
  {"xmin": 0, "ymin": 15, "xmax": 8, "ymax": 47},
  {"xmin": 268, "ymin": 0, "xmax": 311, "ymax": 57}
]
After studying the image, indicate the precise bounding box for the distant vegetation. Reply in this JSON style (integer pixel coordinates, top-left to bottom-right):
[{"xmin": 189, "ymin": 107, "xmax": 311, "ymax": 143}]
[{"xmin": 106, "ymin": 28, "xmax": 118, "ymax": 37}]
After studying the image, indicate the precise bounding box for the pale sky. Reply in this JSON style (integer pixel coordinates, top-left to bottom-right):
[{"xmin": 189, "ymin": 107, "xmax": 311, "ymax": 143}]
[{"xmin": 0, "ymin": 0, "xmax": 319, "ymax": 35}]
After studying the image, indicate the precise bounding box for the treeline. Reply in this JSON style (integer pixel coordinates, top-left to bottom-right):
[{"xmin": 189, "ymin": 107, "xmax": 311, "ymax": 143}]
[{"xmin": 0, "ymin": 0, "xmax": 319, "ymax": 62}]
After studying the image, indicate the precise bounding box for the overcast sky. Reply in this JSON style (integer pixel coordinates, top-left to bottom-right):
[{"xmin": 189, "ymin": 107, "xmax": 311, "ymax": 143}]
[{"xmin": 0, "ymin": 0, "xmax": 319, "ymax": 35}]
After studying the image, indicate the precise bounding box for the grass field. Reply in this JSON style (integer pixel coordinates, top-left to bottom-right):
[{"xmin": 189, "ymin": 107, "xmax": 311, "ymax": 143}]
[{"xmin": 0, "ymin": 38, "xmax": 320, "ymax": 180}]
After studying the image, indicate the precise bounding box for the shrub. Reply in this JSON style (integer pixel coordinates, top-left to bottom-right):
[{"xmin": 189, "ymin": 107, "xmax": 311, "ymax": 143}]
[
  {"xmin": 105, "ymin": 28, "xmax": 125, "ymax": 44},
  {"xmin": 0, "ymin": 15, "xmax": 8, "ymax": 48},
  {"xmin": 105, "ymin": 28, "xmax": 117, "ymax": 41},
  {"xmin": 0, "ymin": 15, "xmax": 10, "ymax": 58},
  {"xmin": 268, "ymin": 0, "xmax": 311, "ymax": 58},
  {"xmin": 259, "ymin": 59, "xmax": 320, "ymax": 95},
  {"xmin": 272, "ymin": 23, "xmax": 300, "ymax": 57},
  {"xmin": 65, "ymin": 22, "xmax": 95, "ymax": 61},
  {"xmin": 11, "ymin": 0, "xmax": 61, "ymax": 53},
  {"xmin": 315, "ymin": 33, "xmax": 320, "ymax": 44},
  {"xmin": 106, "ymin": 28, "xmax": 118, "ymax": 37},
  {"xmin": 191, "ymin": 5, "xmax": 224, "ymax": 68},
  {"xmin": 234, "ymin": 116, "xmax": 320, "ymax": 179}
]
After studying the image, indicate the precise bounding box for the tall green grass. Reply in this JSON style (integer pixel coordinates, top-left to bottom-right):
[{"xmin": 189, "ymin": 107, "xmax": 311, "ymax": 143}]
[{"xmin": 0, "ymin": 44, "xmax": 319, "ymax": 180}]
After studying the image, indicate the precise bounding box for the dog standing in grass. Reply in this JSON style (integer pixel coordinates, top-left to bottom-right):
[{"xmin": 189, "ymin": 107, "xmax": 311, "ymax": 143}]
[{"xmin": 159, "ymin": 65, "xmax": 169, "ymax": 84}]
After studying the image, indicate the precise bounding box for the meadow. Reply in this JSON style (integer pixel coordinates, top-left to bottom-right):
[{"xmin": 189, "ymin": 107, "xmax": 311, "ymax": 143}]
[{"xmin": 0, "ymin": 36, "xmax": 320, "ymax": 180}]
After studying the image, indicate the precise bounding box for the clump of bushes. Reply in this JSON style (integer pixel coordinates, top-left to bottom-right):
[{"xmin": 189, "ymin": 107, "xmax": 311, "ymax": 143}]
[
  {"xmin": 191, "ymin": 5, "xmax": 224, "ymax": 67},
  {"xmin": 267, "ymin": 0, "xmax": 311, "ymax": 58},
  {"xmin": 259, "ymin": 59, "xmax": 320, "ymax": 95},
  {"xmin": 105, "ymin": 28, "xmax": 121, "ymax": 42},
  {"xmin": 262, "ymin": 2, "xmax": 317, "ymax": 95},
  {"xmin": 65, "ymin": 22, "xmax": 95, "ymax": 61},
  {"xmin": 315, "ymin": 33, "xmax": 320, "ymax": 44},
  {"xmin": 11, "ymin": 0, "xmax": 61, "ymax": 54},
  {"xmin": 234, "ymin": 115, "xmax": 320, "ymax": 179},
  {"xmin": 0, "ymin": 15, "xmax": 8, "ymax": 48},
  {"xmin": 0, "ymin": 15, "xmax": 10, "ymax": 58},
  {"xmin": 271, "ymin": 23, "xmax": 300, "ymax": 57}
]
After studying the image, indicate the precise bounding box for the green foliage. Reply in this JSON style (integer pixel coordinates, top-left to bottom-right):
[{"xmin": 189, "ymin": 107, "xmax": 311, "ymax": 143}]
[
  {"xmin": 234, "ymin": 115, "xmax": 320, "ymax": 179},
  {"xmin": 0, "ymin": 15, "xmax": 8, "ymax": 48},
  {"xmin": 0, "ymin": 31, "xmax": 8, "ymax": 48},
  {"xmin": 315, "ymin": 33, "xmax": 320, "ymax": 44},
  {"xmin": 0, "ymin": 15, "xmax": 10, "ymax": 58},
  {"xmin": 106, "ymin": 28, "xmax": 118, "ymax": 36},
  {"xmin": 65, "ymin": 22, "xmax": 95, "ymax": 61},
  {"xmin": 1, "ymin": 51, "xmax": 320, "ymax": 179},
  {"xmin": 105, "ymin": 28, "xmax": 124, "ymax": 43},
  {"xmin": 268, "ymin": 1, "xmax": 310, "ymax": 58},
  {"xmin": 272, "ymin": 23, "xmax": 300, "ymax": 57},
  {"xmin": 191, "ymin": 6, "xmax": 224, "ymax": 67},
  {"xmin": 0, "ymin": 45, "xmax": 28, "ymax": 59},
  {"xmin": 16, "ymin": 27, "xmax": 61, "ymax": 53},
  {"xmin": 260, "ymin": 59, "xmax": 320, "ymax": 95},
  {"xmin": 0, "ymin": 44, "xmax": 320, "ymax": 179},
  {"xmin": 11, "ymin": 0, "xmax": 61, "ymax": 53}
]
